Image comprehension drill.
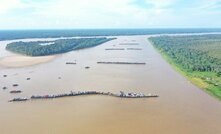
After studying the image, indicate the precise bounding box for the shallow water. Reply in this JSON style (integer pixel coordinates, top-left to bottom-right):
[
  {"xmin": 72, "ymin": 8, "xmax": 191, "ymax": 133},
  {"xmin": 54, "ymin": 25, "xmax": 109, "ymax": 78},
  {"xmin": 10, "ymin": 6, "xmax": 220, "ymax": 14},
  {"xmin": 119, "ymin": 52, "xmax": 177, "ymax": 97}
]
[{"xmin": 1, "ymin": 35, "xmax": 221, "ymax": 134}]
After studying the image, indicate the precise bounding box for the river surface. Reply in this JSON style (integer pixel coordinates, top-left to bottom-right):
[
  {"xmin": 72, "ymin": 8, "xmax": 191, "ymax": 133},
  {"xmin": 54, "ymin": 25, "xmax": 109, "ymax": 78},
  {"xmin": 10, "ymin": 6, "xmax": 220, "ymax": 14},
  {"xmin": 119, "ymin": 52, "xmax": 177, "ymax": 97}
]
[{"xmin": 1, "ymin": 35, "xmax": 221, "ymax": 134}]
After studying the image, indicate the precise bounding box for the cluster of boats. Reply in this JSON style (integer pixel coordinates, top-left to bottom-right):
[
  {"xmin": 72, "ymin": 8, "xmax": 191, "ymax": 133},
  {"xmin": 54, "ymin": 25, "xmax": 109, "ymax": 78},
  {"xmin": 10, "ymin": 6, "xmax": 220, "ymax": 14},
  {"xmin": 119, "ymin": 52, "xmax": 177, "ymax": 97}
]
[{"xmin": 9, "ymin": 91, "xmax": 158, "ymax": 102}]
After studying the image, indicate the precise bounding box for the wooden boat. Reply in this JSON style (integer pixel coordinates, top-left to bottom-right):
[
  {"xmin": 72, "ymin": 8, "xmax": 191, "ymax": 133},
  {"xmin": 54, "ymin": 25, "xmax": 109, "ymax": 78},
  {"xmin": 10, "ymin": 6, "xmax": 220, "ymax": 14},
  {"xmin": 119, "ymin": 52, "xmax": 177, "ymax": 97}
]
[
  {"xmin": 12, "ymin": 84, "xmax": 19, "ymax": 87},
  {"xmin": 85, "ymin": 66, "xmax": 90, "ymax": 69},
  {"xmin": 10, "ymin": 90, "xmax": 22, "ymax": 93},
  {"xmin": 9, "ymin": 98, "xmax": 28, "ymax": 102}
]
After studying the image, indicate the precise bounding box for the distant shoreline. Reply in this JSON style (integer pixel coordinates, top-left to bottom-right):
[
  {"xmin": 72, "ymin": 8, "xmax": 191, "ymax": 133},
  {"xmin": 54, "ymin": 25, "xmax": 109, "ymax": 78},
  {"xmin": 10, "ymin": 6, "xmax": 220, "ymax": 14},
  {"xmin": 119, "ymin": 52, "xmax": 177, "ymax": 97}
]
[{"xmin": 1, "ymin": 29, "xmax": 221, "ymax": 41}]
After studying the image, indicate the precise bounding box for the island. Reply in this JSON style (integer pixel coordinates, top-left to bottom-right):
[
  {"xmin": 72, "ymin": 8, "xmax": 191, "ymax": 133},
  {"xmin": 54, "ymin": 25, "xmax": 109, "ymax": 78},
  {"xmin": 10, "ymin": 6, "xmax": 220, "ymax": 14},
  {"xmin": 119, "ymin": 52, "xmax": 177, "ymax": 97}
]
[{"xmin": 6, "ymin": 37, "xmax": 115, "ymax": 56}]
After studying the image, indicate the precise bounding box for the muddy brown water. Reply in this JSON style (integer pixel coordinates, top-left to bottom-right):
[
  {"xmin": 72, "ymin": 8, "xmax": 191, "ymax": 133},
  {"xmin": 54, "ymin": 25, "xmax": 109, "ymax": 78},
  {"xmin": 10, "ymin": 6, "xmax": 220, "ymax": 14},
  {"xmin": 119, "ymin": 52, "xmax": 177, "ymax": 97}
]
[{"xmin": 1, "ymin": 35, "xmax": 221, "ymax": 134}]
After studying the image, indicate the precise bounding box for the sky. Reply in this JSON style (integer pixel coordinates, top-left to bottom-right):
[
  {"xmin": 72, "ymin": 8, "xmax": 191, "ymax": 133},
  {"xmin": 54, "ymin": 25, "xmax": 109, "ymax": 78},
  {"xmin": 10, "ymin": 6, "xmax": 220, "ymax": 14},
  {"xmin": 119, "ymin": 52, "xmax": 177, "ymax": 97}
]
[{"xmin": 0, "ymin": 0, "xmax": 221, "ymax": 29}]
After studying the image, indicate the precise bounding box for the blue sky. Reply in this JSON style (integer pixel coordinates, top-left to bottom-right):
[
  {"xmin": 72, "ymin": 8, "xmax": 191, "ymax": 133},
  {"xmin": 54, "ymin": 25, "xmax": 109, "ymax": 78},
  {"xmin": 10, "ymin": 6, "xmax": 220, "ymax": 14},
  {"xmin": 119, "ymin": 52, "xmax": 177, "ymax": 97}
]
[{"xmin": 0, "ymin": 0, "xmax": 221, "ymax": 29}]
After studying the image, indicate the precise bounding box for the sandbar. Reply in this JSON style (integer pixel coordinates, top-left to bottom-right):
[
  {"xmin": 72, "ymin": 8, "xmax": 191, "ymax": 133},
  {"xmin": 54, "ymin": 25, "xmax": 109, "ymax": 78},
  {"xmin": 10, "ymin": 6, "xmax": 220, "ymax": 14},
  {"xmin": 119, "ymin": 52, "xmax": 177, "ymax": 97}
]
[{"xmin": 0, "ymin": 55, "xmax": 56, "ymax": 68}]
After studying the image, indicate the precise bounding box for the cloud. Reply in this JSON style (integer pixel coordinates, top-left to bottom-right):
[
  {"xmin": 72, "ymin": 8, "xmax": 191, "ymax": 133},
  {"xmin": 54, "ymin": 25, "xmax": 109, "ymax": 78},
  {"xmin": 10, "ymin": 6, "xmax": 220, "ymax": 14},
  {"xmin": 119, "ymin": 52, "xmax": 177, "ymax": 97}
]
[
  {"xmin": 197, "ymin": 0, "xmax": 221, "ymax": 9},
  {"xmin": 0, "ymin": 0, "xmax": 221, "ymax": 29},
  {"xmin": 0, "ymin": 0, "xmax": 25, "ymax": 14},
  {"xmin": 144, "ymin": 0, "xmax": 177, "ymax": 8}
]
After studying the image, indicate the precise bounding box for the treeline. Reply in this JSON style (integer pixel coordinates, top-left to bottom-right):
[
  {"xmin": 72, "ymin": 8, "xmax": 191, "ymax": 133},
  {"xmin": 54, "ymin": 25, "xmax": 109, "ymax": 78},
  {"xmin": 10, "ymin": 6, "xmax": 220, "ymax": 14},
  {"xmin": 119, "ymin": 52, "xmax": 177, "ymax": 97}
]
[
  {"xmin": 149, "ymin": 35, "xmax": 221, "ymax": 75},
  {"xmin": 6, "ymin": 38, "xmax": 115, "ymax": 56},
  {"xmin": 1, "ymin": 29, "xmax": 221, "ymax": 41}
]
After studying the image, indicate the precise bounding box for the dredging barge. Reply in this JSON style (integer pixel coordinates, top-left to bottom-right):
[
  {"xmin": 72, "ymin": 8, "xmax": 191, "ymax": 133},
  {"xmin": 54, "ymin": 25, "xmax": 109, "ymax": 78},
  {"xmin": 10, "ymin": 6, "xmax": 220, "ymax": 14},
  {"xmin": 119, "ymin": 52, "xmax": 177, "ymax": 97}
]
[{"xmin": 9, "ymin": 91, "xmax": 158, "ymax": 102}]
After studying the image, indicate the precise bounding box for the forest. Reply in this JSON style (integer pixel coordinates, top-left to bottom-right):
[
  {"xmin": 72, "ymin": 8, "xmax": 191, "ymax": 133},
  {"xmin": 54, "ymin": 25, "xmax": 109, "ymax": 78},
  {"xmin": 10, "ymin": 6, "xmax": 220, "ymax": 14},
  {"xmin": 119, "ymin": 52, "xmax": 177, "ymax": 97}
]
[
  {"xmin": 1, "ymin": 29, "xmax": 221, "ymax": 41},
  {"xmin": 6, "ymin": 37, "xmax": 114, "ymax": 56},
  {"xmin": 149, "ymin": 34, "xmax": 221, "ymax": 99}
]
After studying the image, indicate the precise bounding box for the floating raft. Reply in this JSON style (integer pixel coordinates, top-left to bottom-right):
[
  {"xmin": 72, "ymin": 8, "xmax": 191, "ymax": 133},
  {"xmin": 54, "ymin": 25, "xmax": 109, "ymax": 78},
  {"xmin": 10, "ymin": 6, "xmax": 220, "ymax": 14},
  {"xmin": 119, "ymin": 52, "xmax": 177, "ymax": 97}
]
[
  {"xmin": 119, "ymin": 43, "xmax": 139, "ymax": 45},
  {"xmin": 9, "ymin": 98, "xmax": 28, "ymax": 102},
  {"xmin": 127, "ymin": 48, "xmax": 142, "ymax": 50},
  {"xmin": 105, "ymin": 48, "xmax": 125, "ymax": 50},
  {"xmin": 9, "ymin": 91, "xmax": 158, "ymax": 102},
  {"xmin": 97, "ymin": 62, "xmax": 146, "ymax": 65},
  {"xmin": 66, "ymin": 62, "xmax": 76, "ymax": 65},
  {"xmin": 10, "ymin": 90, "xmax": 22, "ymax": 94}
]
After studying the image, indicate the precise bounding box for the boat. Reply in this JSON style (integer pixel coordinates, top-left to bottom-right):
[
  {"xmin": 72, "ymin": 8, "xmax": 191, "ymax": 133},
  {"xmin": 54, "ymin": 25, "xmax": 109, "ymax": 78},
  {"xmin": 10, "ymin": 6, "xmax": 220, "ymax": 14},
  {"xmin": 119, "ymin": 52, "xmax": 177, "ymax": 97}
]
[
  {"xmin": 10, "ymin": 90, "xmax": 22, "ymax": 93},
  {"xmin": 12, "ymin": 84, "xmax": 19, "ymax": 87},
  {"xmin": 9, "ymin": 97, "xmax": 28, "ymax": 102},
  {"xmin": 66, "ymin": 62, "xmax": 76, "ymax": 65},
  {"xmin": 85, "ymin": 66, "xmax": 90, "ymax": 69}
]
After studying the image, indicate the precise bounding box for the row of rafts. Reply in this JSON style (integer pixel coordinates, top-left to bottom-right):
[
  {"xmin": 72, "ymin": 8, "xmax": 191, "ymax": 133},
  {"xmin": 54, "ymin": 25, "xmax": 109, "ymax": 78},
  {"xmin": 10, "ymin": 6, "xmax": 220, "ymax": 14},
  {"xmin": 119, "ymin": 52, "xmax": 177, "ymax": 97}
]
[
  {"xmin": 9, "ymin": 91, "xmax": 159, "ymax": 102},
  {"xmin": 66, "ymin": 62, "xmax": 146, "ymax": 65}
]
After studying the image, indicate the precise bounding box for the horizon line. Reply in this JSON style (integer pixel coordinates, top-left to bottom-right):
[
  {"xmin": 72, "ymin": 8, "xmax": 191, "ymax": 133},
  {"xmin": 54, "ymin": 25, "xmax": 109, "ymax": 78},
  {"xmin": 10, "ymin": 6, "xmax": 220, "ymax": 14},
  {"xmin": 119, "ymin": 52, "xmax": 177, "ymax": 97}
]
[{"xmin": 1, "ymin": 27, "xmax": 221, "ymax": 31}]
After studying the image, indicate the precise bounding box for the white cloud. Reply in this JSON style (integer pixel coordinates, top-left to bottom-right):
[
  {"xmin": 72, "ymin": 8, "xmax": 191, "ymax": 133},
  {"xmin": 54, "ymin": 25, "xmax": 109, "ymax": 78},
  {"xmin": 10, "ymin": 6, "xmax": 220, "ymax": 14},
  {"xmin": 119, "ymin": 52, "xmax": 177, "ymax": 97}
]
[
  {"xmin": 145, "ymin": 0, "xmax": 177, "ymax": 8},
  {"xmin": 197, "ymin": 0, "xmax": 221, "ymax": 10},
  {"xmin": 0, "ymin": 0, "xmax": 221, "ymax": 29},
  {"xmin": 0, "ymin": 0, "xmax": 25, "ymax": 14}
]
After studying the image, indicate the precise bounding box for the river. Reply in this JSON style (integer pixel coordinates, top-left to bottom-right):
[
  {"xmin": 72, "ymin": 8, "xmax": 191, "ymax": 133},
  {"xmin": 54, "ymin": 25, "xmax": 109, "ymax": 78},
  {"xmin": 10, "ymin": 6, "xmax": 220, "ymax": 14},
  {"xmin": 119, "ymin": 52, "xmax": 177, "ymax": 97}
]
[{"xmin": 0, "ymin": 35, "xmax": 221, "ymax": 134}]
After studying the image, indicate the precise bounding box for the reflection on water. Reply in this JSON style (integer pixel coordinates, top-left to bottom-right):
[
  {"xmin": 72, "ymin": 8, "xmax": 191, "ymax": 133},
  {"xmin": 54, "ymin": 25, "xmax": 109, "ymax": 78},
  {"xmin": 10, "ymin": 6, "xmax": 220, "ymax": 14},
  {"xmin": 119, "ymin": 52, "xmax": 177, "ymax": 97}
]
[{"xmin": 1, "ymin": 35, "xmax": 221, "ymax": 134}]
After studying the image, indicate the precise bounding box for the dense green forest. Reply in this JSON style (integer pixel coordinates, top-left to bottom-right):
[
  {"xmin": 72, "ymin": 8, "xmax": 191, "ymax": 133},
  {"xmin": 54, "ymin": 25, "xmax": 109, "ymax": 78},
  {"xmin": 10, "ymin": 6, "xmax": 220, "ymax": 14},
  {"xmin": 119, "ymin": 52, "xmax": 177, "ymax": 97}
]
[
  {"xmin": 6, "ymin": 38, "xmax": 114, "ymax": 56},
  {"xmin": 149, "ymin": 35, "xmax": 221, "ymax": 100},
  {"xmin": 1, "ymin": 29, "xmax": 221, "ymax": 41}
]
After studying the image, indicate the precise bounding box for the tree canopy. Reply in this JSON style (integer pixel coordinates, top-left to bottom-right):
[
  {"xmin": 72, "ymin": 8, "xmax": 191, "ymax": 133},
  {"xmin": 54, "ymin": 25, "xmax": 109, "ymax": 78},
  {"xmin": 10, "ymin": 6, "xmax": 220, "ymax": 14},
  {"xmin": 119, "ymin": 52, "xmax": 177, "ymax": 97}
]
[{"xmin": 6, "ymin": 37, "xmax": 115, "ymax": 56}]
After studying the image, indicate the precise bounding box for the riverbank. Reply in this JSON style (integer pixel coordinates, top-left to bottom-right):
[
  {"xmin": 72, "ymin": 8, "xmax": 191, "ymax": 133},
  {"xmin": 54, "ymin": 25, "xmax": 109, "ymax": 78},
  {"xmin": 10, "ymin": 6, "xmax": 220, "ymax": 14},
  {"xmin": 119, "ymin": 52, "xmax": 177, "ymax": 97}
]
[
  {"xmin": 0, "ymin": 55, "xmax": 56, "ymax": 68},
  {"xmin": 148, "ymin": 38, "xmax": 221, "ymax": 101}
]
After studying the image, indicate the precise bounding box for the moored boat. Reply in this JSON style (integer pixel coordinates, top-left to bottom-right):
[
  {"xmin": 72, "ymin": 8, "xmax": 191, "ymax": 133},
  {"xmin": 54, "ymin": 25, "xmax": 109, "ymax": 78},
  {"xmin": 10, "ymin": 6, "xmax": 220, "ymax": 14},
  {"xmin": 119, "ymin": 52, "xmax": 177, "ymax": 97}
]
[
  {"xmin": 10, "ymin": 90, "xmax": 22, "ymax": 93},
  {"xmin": 9, "ymin": 97, "xmax": 28, "ymax": 102}
]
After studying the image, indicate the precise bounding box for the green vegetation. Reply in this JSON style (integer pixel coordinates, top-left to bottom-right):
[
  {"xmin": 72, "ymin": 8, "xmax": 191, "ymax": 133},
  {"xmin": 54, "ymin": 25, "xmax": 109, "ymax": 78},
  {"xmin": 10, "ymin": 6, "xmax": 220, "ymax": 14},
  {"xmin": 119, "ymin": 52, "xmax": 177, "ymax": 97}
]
[
  {"xmin": 6, "ymin": 38, "xmax": 115, "ymax": 56},
  {"xmin": 1, "ymin": 29, "xmax": 221, "ymax": 41},
  {"xmin": 149, "ymin": 35, "xmax": 221, "ymax": 100}
]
